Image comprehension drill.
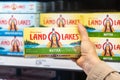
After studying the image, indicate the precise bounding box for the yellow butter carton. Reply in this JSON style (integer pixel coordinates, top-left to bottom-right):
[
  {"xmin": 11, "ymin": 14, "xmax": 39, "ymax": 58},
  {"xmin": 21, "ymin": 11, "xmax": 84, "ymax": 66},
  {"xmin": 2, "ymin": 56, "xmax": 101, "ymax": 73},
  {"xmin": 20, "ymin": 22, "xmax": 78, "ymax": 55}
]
[
  {"xmin": 40, "ymin": 13, "xmax": 84, "ymax": 28},
  {"xmin": 24, "ymin": 27, "xmax": 81, "ymax": 58},
  {"xmin": 84, "ymin": 13, "xmax": 120, "ymax": 32},
  {"xmin": 83, "ymin": 13, "xmax": 120, "ymax": 38},
  {"xmin": 90, "ymin": 37, "xmax": 120, "ymax": 61}
]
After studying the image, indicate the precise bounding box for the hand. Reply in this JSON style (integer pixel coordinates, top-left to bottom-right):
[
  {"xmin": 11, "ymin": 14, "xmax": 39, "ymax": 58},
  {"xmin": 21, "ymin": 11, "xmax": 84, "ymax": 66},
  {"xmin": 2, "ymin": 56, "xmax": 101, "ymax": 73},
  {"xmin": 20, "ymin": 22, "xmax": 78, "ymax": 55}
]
[{"xmin": 76, "ymin": 24, "xmax": 101, "ymax": 75}]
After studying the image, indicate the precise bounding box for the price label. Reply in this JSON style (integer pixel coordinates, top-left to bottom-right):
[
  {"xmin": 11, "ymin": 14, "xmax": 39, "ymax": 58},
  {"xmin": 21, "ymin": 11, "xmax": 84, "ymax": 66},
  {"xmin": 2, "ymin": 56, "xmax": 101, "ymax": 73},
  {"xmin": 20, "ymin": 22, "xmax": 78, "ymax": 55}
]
[
  {"xmin": 35, "ymin": 60, "xmax": 42, "ymax": 65},
  {"xmin": 43, "ymin": 65, "xmax": 50, "ymax": 67}
]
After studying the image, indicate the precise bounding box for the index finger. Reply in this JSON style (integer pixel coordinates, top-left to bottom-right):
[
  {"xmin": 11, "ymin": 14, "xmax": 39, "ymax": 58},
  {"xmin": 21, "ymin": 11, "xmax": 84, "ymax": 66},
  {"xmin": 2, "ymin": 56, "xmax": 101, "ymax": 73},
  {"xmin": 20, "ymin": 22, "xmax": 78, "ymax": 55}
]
[{"xmin": 78, "ymin": 24, "xmax": 89, "ymax": 41}]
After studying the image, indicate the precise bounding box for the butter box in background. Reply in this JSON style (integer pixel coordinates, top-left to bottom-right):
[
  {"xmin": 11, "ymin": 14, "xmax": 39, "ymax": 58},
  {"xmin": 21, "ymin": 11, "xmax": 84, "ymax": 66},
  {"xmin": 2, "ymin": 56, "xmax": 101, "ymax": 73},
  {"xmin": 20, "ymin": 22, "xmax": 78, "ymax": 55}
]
[
  {"xmin": 90, "ymin": 37, "xmax": 120, "ymax": 61},
  {"xmin": 24, "ymin": 27, "xmax": 81, "ymax": 58},
  {"xmin": 40, "ymin": 13, "xmax": 84, "ymax": 28},
  {"xmin": 0, "ymin": 14, "xmax": 39, "ymax": 36},
  {"xmin": 83, "ymin": 13, "xmax": 120, "ymax": 34},
  {"xmin": 0, "ymin": 36, "xmax": 23, "ymax": 56},
  {"xmin": 0, "ymin": 1, "xmax": 43, "ymax": 13}
]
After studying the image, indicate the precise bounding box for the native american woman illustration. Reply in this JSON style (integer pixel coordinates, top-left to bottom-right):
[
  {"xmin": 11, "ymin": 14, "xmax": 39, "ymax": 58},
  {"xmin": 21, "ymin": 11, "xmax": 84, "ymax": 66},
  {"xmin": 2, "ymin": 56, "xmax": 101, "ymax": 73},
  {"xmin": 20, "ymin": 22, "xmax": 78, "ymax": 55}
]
[
  {"xmin": 11, "ymin": 36, "xmax": 20, "ymax": 52},
  {"xmin": 47, "ymin": 28, "xmax": 62, "ymax": 48},
  {"xmin": 102, "ymin": 15, "xmax": 114, "ymax": 32},
  {"xmin": 57, "ymin": 15, "xmax": 65, "ymax": 27},
  {"xmin": 8, "ymin": 15, "xmax": 18, "ymax": 31},
  {"xmin": 102, "ymin": 39, "xmax": 114, "ymax": 56}
]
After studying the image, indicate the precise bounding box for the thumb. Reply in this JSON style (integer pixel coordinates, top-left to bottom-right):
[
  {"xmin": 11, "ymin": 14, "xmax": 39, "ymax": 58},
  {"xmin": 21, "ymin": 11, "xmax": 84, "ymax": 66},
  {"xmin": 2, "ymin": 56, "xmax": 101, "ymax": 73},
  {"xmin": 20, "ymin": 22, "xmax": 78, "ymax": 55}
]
[{"xmin": 78, "ymin": 24, "xmax": 89, "ymax": 41}]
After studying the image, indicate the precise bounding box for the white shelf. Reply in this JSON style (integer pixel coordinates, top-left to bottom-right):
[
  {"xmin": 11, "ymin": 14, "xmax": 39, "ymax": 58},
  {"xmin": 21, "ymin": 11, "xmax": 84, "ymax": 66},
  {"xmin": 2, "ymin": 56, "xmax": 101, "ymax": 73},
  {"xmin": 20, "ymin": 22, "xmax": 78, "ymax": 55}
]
[{"xmin": 0, "ymin": 56, "xmax": 120, "ymax": 72}]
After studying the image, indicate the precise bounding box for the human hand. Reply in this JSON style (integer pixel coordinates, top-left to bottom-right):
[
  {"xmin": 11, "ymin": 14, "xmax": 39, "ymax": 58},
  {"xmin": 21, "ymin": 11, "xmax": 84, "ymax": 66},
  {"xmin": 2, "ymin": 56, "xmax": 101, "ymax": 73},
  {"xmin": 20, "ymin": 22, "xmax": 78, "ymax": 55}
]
[{"xmin": 76, "ymin": 24, "xmax": 101, "ymax": 75}]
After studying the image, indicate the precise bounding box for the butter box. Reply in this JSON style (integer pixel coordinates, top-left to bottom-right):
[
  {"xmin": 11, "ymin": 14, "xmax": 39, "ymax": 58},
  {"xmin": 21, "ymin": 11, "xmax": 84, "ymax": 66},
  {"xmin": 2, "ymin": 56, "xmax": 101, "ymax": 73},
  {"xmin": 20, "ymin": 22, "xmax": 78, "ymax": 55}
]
[
  {"xmin": 0, "ymin": 14, "xmax": 39, "ymax": 36},
  {"xmin": 90, "ymin": 37, "xmax": 120, "ymax": 61},
  {"xmin": 83, "ymin": 13, "xmax": 120, "ymax": 37},
  {"xmin": 24, "ymin": 28, "xmax": 81, "ymax": 58},
  {"xmin": 0, "ymin": 36, "xmax": 23, "ymax": 56},
  {"xmin": 40, "ymin": 13, "xmax": 84, "ymax": 28},
  {"xmin": 0, "ymin": 1, "xmax": 43, "ymax": 13}
]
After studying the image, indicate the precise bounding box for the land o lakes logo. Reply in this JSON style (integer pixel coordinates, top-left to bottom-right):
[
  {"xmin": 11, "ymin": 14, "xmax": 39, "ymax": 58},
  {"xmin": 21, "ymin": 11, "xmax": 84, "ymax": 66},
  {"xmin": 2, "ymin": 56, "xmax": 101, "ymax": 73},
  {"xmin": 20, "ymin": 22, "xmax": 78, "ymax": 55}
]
[
  {"xmin": 3, "ymin": 3, "xmax": 25, "ymax": 10},
  {"xmin": 102, "ymin": 15, "xmax": 114, "ymax": 32},
  {"xmin": 88, "ymin": 14, "xmax": 120, "ymax": 32},
  {"xmin": 0, "ymin": 15, "xmax": 31, "ymax": 31},
  {"xmin": 11, "ymin": 36, "xmax": 21, "ymax": 52},
  {"xmin": 43, "ymin": 14, "xmax": 80, "ymax": 27},
  {"xmin": 48, "ymin": 28, "xmax": 60, "ymax": 41},
  {"xmin": 0, "ymin": 36, "xmax": 22, "ymax": 52},
  {"xmin": 47, "ymin": 28, "xmax": 62, "ymax": 48},
  {"xmin": 30, "ymin": 28, "xmax": 80, "ymax": 41},
  {"xmin": 102, "ymin": 39, "xmax": 114, "ymax": 56},
  {"xmin": 56, "ymin": 15, "xmax": 66, "ymax": 27},
  {"xmin": 8, "ymin": 15, "xmax": 18, "ymax": 31}
]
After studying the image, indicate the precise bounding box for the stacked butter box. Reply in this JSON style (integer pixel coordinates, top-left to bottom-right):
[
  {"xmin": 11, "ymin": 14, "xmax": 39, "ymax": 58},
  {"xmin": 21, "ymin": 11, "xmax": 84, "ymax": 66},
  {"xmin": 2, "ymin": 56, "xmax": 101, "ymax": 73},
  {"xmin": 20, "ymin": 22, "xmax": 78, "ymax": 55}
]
[
  {"xmin": 83, "ymin": 13, "xmax": 120, "ymax": 61},
  {"xmin": 24, "ymin": 12, "xmax": 120, "ymax": 61},
  {"xmin": 0, "ymin": 1, "xmax": 42, "ymax": 56}
]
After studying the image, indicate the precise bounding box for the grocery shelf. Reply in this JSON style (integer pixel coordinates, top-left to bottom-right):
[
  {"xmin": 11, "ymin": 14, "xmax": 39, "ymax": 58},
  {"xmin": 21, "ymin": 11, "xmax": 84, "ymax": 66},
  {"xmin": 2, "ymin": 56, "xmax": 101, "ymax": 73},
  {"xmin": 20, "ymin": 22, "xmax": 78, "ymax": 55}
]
[
  {"xmin": 0, "ymin": 56, "xmax": 81, "ymax": 70},
  {"xmin": 0, "ymin": 56, "xmax": 120, "ymax": 72}
]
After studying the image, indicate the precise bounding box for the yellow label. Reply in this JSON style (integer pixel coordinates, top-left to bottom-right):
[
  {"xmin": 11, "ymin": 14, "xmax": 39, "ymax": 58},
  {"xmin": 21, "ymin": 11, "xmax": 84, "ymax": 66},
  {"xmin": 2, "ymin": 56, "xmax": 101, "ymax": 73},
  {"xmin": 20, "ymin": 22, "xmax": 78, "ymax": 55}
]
[
  {"xmin": 40, "ymin": 13, "xmax": 84, "ymax": 28},
  {"xmin": 90, "ymin": 37, "xmax": 120, "ymax": 56},
  {"xmin": 24, "ymin": 27, "xmax": 81, "ymax": 45},
  {"xmin": 83, "ymin": 13, "xmax": 120, "ymax": 32}
]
